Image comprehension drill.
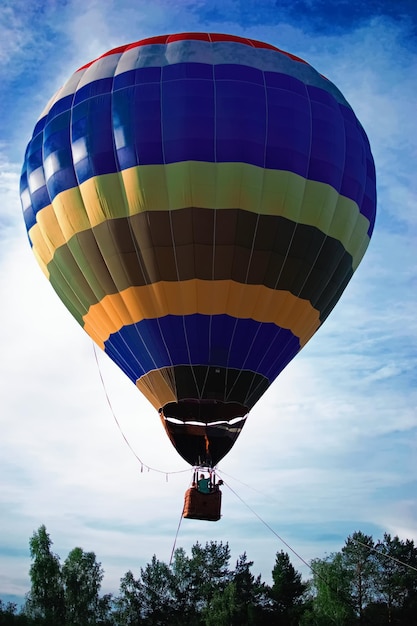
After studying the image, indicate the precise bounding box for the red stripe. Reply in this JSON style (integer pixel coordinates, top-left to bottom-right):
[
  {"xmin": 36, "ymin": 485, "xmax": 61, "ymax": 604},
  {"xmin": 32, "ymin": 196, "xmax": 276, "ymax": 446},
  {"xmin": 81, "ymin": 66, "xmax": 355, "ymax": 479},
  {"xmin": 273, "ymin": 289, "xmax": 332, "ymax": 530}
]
[
  {"xmin": 167, "ymin": 32, "xmax": 211, "ymax": 43},
  {"xmin": 77, "ymin": 32, "xmax": 308, "ymax": 71}
]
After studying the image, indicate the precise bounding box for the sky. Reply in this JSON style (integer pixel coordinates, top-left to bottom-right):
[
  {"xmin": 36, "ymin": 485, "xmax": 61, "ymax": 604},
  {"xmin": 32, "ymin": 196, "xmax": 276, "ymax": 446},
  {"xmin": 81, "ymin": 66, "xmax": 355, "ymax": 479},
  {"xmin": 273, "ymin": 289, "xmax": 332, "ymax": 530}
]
[{"xmin": 1, "ymin": 0, "xmax": 417, "ymax": 606}]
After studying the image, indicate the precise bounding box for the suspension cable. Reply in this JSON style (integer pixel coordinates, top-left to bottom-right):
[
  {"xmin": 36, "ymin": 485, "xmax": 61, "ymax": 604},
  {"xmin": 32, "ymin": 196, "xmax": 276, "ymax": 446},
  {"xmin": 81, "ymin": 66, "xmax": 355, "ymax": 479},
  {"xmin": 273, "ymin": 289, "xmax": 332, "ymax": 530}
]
[
  {"xmin": 353, "ymin": 538, "xmax": 417, "ymax": 573},
  {"xmin": 92, "ymin": 343, "xmax": 188, "ymax": 476},
  {"xmin": 169, "ymin": 505, "xmax": 186, "ymax": 566},
  {"xmin": 218, "ymin": 473, "xmax": 373, "ymax": 623},
  {"xmin": 218, "ymin": 475, "xmax": 312, "ymax": 571}
]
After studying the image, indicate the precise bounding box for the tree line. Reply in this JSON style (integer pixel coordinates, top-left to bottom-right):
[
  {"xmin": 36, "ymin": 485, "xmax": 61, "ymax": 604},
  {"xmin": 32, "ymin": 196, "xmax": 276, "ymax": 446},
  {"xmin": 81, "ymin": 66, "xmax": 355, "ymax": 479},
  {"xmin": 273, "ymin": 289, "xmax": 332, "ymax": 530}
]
[{"xmin": 1, "ymin": 526, "xmax": 417, "ymax": 625}]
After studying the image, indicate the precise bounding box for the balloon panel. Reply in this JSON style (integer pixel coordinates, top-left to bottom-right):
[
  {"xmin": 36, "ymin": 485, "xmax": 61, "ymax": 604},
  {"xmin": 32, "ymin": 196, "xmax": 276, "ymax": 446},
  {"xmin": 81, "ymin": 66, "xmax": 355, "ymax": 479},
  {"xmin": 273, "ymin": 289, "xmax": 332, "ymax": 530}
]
[{"xmin": 21, "ymin": 33, "xmax": 376, "ymax": 466}]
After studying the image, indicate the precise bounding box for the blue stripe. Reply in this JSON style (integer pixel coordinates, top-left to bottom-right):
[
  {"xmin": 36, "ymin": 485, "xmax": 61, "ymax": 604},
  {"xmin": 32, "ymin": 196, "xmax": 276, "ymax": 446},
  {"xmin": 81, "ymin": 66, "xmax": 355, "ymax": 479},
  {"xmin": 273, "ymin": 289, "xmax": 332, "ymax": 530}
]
[
  {"xmin": 103, "ymin": 314, "xmax": 300, "ymax": 384},
  {"xmin": 43, "ymin": 110, "xmax": 79, "ymax": 198},
  {"xmin": 21, "ymin": 61, "xmax": 376, "ymax": 231},
  {"xmin": 47, "ymin": 94, "xmax": 75, "ymax": 124}
]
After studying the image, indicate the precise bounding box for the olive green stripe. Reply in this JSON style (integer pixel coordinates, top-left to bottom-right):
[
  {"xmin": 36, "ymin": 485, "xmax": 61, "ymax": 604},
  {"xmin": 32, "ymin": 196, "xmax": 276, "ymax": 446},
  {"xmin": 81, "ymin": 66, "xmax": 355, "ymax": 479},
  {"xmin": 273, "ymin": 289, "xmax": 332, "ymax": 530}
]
[
  {"xmin": 44, "ymin": 209, "xmax": 355, "ymax": 325},
  {"xmin": 29, "ymin": 161, "xmax": 371, "ymax": 272}
]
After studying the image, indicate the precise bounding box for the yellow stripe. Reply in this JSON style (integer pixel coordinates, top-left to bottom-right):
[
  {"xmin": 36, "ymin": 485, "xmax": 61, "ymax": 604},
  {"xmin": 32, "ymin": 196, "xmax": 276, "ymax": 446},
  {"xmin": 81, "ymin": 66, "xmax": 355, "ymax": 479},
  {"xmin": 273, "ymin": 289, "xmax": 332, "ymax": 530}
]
[
  {"xmin": 82, "ymin": 280, "xmax": 321, "ymax": 350},
  {"xmin": 136, "ymin": 369, "xmax": 178, "ymax": 410},
  {"xmin": 29, "ymin": 161, "xmax": 370, "ymax": 275}
]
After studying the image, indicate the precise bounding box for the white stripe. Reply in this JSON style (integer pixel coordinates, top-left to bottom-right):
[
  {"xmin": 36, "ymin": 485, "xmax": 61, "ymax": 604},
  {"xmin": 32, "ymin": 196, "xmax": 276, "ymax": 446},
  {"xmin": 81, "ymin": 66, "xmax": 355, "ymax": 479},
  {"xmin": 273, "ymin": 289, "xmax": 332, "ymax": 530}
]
[
  {"xmin": 37, "ymin": 68, "xmax": 87, "ymax": 122},
  {"xmin": 36, "ymin": 38, "xmax": 349, "ymax": 127}
]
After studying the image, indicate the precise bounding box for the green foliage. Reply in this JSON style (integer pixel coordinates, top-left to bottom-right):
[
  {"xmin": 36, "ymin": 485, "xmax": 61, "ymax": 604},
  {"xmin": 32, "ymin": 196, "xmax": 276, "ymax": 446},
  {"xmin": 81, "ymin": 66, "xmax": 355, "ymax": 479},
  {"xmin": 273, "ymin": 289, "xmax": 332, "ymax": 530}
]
[
  {"xmin": 0, "ymin": 599, "xmax": 31, "ymax": 625},
  {"xmin": 370, "ymin": 533, "xmax": 417, "ymax": 625},
  {"xmin": 4, "ymin": 525, "xmax": 417, "ymax": 625},
  {"xmin": 305, "ymin": 531, "xmax": 417, "ymax": 625},
  {"xmin": 341, "ymin": 530, "xmax": 377, "ymax": 620},
  {"xmin": 112, "ymin": 570, "xmax": 142, "ymax": 626},
  {"xmin": 140, "ymin": 555, "xmax": 175, "ymax": 625},
  {"xmin": 201, "ymin": 582, "xmax": 237, "ymax": 626},
  {"xmin": 269, "ymin": 550, "xmax": 308, "ymax": 625},
  {"xmin": 188, "ymin": 540, "xmax": 231, "ymax": 607},
  {"xmin": 62, "ymin": 546, "xmax": 104, "ymax": 625},
  {"xmin": 200, "ymin": 551, "xmax": 269, "ymax": 626},
  {"xmin": 25, "ymin": 525, "xmax": 65, "ymax": 625},
  {"xmin": 230, "ymin": 552, "xmax": 269, "ymax": 624},
  {"xmin": 23, "ymin": 526, "xmax": 106, "ymax": 626},
  {"xmin": 305, "ymin": 552, "xmax": 356, "ymax": 625}
]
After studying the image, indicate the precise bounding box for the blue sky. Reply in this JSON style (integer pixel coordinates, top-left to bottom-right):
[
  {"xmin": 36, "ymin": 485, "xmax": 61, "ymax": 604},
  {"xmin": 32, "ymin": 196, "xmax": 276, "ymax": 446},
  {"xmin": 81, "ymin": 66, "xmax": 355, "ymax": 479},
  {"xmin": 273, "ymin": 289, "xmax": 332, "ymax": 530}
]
[{"xmin": 1, "ymin": 0, "xmax": 416, "ymax": 604}]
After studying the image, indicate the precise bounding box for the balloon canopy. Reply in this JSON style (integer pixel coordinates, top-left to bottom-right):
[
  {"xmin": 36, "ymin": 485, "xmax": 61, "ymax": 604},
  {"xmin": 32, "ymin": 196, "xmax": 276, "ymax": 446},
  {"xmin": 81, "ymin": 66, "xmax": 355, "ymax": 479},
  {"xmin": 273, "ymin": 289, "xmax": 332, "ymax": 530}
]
[{"xmin": 20, "ymin": 33, "xmax": 376, "ymax": 467}]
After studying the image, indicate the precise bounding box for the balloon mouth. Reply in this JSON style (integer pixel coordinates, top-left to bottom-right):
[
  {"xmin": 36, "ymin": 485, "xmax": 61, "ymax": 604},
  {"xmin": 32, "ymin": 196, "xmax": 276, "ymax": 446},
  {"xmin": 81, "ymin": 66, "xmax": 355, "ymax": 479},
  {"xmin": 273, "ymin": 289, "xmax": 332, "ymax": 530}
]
[{"xmin": 159, "ymin": 400, "xmax": 248, "ymax": 466}]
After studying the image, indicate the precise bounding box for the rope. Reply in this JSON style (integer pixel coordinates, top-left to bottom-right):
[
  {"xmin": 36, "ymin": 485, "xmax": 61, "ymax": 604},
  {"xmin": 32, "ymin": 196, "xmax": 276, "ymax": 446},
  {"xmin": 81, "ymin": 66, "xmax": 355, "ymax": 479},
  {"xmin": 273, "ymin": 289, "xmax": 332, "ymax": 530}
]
[
  {"xmin": 93, "ymin": 345, "xmax": 190, "ymax": 567},
  {"xmin": 217, "ymin": 470, "xmax": 268, "ymax": 497},
  {"xmin": 353, "ymin": 538, "xmax": 417, "ymax": 573},
  {"xmin": 220, "ymin": 472, "xmax": 417, "ymax": 579},
  {"xmin": 218, "ymin": 473, "xmax": 373, "ymax": 623},
  {"xmin": 92, "ymin": 343, "xmax": 188, "ymax": 476},
  {"xmin": 169, "ymin": 504, "xmax": 185, "ymax": 566},
  {"xmin": 218, "ymin": 475, "xmax": 312, "ymax": 572}
]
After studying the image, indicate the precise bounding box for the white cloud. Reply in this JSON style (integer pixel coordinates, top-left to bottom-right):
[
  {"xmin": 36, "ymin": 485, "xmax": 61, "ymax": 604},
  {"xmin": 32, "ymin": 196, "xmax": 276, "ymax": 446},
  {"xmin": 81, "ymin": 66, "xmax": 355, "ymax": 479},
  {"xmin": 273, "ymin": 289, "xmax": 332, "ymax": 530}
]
[{"xmin": 1, "ymin": 0, "xmax": 416, "ymax": 602}]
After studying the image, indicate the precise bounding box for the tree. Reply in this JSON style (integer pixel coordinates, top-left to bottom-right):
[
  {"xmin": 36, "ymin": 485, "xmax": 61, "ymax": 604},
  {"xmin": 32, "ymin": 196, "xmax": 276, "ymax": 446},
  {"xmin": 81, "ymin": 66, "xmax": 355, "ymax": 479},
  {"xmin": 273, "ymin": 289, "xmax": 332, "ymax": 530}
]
[
  {"xmin": 113, "ymin": 570, "xmax": 144, "ymax": 626},
  {"xmin": 62, "ymin": 546, "xmax": 104, "ymax": 625},
  {"xmin": 0, "ymin": 599, "xmax": 31, "ymax": 625},
  {"xmin": 169, "ymin": 547, "xmax": 199, "ymax": 625},
  {"xmin": 202, "ymin": 582, "xmax": 237, "ymax": 626},
  {"xmin": 269, "ymin": 550, "xmax": 307, "ymax": 625},
  {"xmin": 230, "ymin": 552, "xmax": 269, "ymax": 625},
  {"xmin": 304, "ymin": 552, "xmax": 356, "ymax": 625},
  {"xmin": 201, "ymin": 552, "xmax": 269, "ymax": 626},
  {"xmin": 169, "ymin": 542, "xmax": 232, "ymax": 624},
  {"xmin": 341, "ymin": 531, "xmax": 378, "ymax": 622},
  {"xmin": 25, "ymin": 525, "xmax": 65, "ymax": 625},
  {"xmin": 140, "ymin": 555, "xmax": 175, "ymax": 625},
  {"xmin": 188, "ymin": 540, "xmax": 231, "ymax": 608},
  {"xmin": 371, "ymin": 533, "xmax": 417, "ymax": 625},
  {"xmin": 399, "ymin": 537, "xmax": 417, "ymax": 624},
  {"xmin": 96, "ymin": 593, "xmax": 114, "ymax": 625}
]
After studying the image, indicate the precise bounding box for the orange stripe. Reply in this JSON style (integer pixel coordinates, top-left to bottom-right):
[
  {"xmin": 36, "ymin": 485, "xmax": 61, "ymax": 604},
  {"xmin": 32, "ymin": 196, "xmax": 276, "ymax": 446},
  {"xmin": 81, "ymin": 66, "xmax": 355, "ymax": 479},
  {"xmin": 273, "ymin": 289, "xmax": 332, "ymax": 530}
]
[
  {"xmin": 136, "ymin": 370, "xmax": 178, "ymax": 410},
  {"xmin": 82, "ymin": 280, "xmax": 321, "ymax": 349}
]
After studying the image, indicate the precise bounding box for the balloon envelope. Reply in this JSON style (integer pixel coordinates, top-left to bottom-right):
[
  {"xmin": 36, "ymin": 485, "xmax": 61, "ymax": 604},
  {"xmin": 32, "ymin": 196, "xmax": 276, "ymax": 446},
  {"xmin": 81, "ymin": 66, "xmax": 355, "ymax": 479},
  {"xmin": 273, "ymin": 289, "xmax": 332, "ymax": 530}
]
[{"xmin": 20, "ymin": 33, "xmax": 376, "ymax": 466}]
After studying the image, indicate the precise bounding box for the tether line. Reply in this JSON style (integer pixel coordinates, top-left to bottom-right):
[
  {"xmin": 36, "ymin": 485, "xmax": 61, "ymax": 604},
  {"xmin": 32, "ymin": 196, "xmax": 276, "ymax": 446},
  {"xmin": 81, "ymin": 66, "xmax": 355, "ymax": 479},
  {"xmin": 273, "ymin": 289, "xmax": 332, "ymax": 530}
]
[{"xmin": 92, "ymin": 343, "xmax": 188, "ymax": 476}]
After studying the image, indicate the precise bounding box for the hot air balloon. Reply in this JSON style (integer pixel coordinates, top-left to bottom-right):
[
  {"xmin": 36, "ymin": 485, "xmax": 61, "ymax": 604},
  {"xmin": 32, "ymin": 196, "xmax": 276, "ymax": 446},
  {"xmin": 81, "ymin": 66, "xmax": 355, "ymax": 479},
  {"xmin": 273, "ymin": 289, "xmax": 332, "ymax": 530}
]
[{"xmin": 20, "ymin": 33, "xmax": 376, "ymax": 511}]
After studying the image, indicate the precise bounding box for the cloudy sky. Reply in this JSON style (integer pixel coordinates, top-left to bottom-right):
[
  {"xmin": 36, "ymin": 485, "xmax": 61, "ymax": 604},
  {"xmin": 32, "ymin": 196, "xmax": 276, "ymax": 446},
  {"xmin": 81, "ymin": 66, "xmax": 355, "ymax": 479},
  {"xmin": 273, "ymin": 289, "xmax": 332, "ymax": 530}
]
[{"xmin": 1, "ymin": 0, "xmax": 416, "ymax": 605}]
